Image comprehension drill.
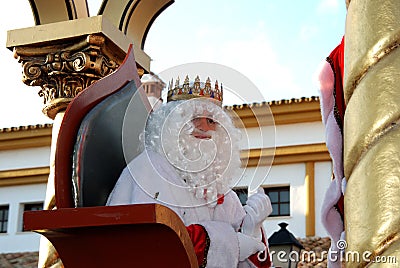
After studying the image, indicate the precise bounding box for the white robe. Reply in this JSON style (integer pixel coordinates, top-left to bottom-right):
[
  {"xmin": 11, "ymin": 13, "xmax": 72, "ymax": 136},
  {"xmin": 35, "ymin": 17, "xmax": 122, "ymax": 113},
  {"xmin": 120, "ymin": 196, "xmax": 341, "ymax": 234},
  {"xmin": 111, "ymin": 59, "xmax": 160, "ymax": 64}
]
[{"xmin": 107, "ymin": 150, "xmax": 259, "ymax": 268}]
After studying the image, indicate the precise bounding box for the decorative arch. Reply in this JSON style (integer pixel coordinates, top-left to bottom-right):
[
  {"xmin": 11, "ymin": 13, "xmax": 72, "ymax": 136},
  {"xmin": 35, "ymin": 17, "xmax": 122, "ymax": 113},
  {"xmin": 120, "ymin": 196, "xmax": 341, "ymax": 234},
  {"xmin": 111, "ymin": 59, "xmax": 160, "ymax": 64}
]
[
  {"xmin": 99, "ymin": 0, "xmax": 174, "ymax": 49},
  {"xmin": 26, "ymin": 0, "xmax": 174, "ymax": 70},
  {"xmin": 28, "ymin": 0, "xmax": 89, "ymax": 25}
]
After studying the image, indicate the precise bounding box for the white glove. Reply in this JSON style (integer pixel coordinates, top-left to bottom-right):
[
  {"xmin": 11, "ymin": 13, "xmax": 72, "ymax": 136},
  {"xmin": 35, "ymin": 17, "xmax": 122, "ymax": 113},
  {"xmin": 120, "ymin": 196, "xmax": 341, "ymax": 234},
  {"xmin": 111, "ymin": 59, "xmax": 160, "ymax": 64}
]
[
  {"xmin": 237, "ymin": 232, "xmax": 266, "ymax": 261},
  {"xmin": 241, "ymin": 187, "xmax": 273, "ymax": 240}
]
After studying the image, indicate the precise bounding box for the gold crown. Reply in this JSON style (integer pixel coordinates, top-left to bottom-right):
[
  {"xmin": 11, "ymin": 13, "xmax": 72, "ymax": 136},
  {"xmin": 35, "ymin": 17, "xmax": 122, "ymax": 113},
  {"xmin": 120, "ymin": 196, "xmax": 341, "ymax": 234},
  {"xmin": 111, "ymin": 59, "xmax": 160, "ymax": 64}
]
[{"xmin": 167, "ymin": 75, "xmax": 223, "ymax": 104}]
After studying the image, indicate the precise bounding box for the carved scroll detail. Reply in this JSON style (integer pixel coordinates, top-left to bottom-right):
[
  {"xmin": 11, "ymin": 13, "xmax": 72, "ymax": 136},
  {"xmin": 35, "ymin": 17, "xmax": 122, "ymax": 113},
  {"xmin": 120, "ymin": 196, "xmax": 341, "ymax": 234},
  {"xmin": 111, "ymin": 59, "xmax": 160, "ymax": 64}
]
[{"xmin": 15, "ymin": 34, "xmax": 122, "ymax": 119}]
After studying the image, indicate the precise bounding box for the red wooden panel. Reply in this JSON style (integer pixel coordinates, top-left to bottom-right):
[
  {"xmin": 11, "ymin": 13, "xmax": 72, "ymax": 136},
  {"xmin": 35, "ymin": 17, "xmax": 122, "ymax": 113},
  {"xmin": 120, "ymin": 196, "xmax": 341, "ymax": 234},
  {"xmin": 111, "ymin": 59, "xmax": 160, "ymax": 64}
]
[
  {"xmin": 24, "ymin": 204, "xmax": 198, "ymax": 267},
  {"xmin": 55, "ymin": 45, "xmax": 145, "ymax": 208}
]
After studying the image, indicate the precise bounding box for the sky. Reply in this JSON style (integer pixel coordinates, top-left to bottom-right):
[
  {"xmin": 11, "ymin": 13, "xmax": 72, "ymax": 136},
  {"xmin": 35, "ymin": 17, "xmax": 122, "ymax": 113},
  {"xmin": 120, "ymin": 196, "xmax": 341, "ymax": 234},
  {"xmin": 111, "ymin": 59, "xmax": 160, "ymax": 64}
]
[{"xmin": 0, "ymin": 0, "xmax": 346, "ymax": 128}]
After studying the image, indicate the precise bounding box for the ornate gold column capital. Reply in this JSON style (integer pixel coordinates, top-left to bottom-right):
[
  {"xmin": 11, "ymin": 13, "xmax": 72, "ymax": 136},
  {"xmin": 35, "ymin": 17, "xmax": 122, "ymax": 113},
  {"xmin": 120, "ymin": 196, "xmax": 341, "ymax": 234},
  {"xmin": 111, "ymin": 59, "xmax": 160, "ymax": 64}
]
[
  {"xmin": 7, "ymin": 16, "xmax": 149, "ymax": 119},
  {"xmin": 15, "ymin": 34, "xmax": 121, "ymax": 119}
]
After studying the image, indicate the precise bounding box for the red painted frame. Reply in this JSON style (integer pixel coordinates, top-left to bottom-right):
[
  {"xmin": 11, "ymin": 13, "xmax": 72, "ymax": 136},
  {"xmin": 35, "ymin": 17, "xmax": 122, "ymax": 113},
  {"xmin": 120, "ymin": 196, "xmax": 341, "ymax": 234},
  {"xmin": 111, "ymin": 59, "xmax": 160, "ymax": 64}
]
[
  {"xmin": 23, "ymin": 45, "xmax": 197, "ymax": 267},
  {"xmin": 54, "ymin": 44, "xmax": 143, "ymax": 208}
]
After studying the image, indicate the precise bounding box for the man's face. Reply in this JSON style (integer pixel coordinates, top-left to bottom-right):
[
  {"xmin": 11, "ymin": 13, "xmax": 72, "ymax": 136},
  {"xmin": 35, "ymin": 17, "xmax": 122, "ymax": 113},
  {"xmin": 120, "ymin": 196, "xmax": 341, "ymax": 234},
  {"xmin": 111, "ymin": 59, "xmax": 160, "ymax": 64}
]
[{"xmin": 191, "ymin": 116, "xmax": 217, "ymax": 139}]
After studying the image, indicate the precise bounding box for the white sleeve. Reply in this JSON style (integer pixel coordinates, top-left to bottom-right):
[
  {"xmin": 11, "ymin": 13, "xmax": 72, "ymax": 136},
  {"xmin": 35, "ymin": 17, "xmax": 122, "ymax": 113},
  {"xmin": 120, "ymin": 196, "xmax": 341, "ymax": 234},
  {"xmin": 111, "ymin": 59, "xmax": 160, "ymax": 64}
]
[
  {"xmin": 106, "ymin": 167, "xmax": 135, "ymax": 205},
  {"xmin": 199, "ymin": 221, "xmax": 239, "ymax": 268}
]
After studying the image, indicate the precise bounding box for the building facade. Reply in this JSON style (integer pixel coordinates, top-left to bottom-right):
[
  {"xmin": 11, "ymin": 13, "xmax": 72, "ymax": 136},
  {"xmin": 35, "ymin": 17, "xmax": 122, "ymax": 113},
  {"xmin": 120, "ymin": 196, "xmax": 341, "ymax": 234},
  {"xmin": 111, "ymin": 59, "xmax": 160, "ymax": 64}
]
[
  {"xmin": 0, "ymin": 94, "xmax": 330, "ymax": 254},
  {"xmin": 230, "ymin": 97, "xmax": 330, "ymax": 238}
]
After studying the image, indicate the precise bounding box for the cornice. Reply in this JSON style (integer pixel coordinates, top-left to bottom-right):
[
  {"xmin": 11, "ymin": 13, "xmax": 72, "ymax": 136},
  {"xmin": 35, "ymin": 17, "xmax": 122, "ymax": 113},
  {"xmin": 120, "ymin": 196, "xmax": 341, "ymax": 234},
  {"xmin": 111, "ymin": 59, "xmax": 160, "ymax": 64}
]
[
  {"xmin": 0, "ymin": 124, "xmax": 52, "ymax": 150},
  {"xmin": 0, "ymin": 97, "xmax": 322, "ymax": 149},
  {"xmin": 241, "ymin": 143, "xmax": 330, "ymax": 167},
  {"xmin": 1, "ymin": 143, "xmax": 330, "ymax": 187},
  {"xmin": 0, "ymin": 166, "xmax": 49, "ymax": 187}
]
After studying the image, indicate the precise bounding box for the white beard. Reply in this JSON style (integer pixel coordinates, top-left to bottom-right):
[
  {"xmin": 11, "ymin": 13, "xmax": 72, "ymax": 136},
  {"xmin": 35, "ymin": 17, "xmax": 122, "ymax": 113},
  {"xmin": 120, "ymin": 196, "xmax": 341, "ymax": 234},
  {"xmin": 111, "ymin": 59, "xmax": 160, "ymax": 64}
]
[
  {"xmin": 144, "ymin": 99, "xmax": 242, "ymax": 206},
  {"xmin": 168, "ymin": 126, "xmax": 239, "ymax": 205}
]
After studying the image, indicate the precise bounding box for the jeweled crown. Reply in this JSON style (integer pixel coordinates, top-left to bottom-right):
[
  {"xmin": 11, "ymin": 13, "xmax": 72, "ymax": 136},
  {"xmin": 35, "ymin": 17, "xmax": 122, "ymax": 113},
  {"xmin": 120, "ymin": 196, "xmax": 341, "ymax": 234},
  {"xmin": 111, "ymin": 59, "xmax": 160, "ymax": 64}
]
[{"xmin": 167, "ymin": 75, "xmax": 223, "ymax": 104}]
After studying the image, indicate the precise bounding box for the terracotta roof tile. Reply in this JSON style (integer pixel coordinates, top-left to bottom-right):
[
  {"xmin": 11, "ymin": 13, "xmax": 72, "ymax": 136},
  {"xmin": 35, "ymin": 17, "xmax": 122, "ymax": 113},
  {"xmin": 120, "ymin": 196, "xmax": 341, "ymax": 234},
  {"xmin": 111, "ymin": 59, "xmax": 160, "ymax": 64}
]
[
  {"xmin": 0, "ymin": 252, "xmax": 38, "ymax": 268},
  {"xmin": 224, "ymin": 96, "xmax": 320, "ymax": 111}
]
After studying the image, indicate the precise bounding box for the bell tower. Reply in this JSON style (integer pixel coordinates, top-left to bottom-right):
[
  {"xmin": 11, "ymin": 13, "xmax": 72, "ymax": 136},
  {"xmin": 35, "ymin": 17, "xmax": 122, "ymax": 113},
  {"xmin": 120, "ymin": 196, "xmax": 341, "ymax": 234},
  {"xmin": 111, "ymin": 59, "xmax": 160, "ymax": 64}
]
[{"xmin": 141, "ymin": 72, "xmax": 165, "ymax": 109}]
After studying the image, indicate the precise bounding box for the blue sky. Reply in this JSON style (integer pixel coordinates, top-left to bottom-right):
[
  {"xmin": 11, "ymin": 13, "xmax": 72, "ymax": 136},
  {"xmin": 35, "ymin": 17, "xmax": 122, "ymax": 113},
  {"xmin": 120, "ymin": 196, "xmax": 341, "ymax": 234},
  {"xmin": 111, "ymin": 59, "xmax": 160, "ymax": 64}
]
[
  {"xmin": 0, "ymin": 0, "xmax": 346, "ymax": 128},
  {"xmin": 142, "ymin": 0, "xmax": 346, "ymax": 102}
]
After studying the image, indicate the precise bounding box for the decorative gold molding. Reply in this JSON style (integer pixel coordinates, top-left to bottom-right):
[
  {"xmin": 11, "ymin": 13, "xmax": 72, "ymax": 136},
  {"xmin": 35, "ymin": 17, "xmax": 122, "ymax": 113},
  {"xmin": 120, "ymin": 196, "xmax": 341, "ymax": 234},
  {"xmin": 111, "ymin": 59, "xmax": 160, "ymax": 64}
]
[
  {"xmin": 241, "ymin": 143, "xmax": 330, "ymax": 167},
  {"xmin": 0, "ymin": 125, "xmax": 52, "ymax": 150},
  {"xmin": 305, "ymin": 162, "xmax": 315, "ymax": 236},
  {"xmin": 0, "ymin": 167, "xmax": 49, "ymax": 187}
]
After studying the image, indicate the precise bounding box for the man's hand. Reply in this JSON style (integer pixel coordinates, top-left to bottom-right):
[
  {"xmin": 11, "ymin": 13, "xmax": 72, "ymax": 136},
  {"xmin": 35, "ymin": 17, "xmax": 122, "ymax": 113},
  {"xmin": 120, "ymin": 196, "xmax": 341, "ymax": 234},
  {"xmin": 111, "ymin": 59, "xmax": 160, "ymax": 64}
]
[
  {"xmin": 237, "ymin": 232, "xmax": 266, "ymax": 261},
  {"xmin": 241, "ymin": 187, "xmax": 272, "ymax": 240}
]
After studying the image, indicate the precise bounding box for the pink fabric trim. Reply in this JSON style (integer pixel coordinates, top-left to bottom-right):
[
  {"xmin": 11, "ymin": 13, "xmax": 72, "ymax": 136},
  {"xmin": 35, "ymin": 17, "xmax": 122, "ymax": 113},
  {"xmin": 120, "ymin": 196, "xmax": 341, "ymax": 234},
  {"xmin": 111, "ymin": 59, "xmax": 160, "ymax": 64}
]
[
  {"xmin": 318, "ymin": 59, "xmax": 345, "ymax": 268},
  {"xmin": 318, "ymin": 61, "xmax": 335, "ymax": 125}
]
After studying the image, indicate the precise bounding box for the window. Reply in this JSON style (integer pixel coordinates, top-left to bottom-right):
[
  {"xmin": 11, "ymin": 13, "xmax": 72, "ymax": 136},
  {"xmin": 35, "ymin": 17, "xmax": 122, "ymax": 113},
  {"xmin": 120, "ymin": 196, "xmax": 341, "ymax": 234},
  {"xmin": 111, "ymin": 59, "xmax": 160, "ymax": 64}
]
[
  {"xmin": 233, "ymin": 186, "xmax": 290, "ymax": 217},
  {"xmin": 24, "ymin": 203, "xmax": 44, "ymax": 212},
  {"xmin": 21, "ymin": 202, "xmax": 43, "ymax": 231},
  {"xmin": 264, "ymin": 186, "xmax": 290, "ymax": 217},
  {"xmin": 0, "ymin": 205, "xmax": 9, "ymax": 233},
  {"xmin": 233, "ymin": 188, "xmax": 248, "ymax": 206}
]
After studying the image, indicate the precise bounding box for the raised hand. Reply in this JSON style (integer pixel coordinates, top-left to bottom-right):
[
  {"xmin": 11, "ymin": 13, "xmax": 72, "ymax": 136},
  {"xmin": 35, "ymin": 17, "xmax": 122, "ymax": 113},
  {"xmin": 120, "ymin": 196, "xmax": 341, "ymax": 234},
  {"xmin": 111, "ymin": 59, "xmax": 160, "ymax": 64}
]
[{"xmin": 241, "ymin": 187, "xmax": 272, "ymax": 240}]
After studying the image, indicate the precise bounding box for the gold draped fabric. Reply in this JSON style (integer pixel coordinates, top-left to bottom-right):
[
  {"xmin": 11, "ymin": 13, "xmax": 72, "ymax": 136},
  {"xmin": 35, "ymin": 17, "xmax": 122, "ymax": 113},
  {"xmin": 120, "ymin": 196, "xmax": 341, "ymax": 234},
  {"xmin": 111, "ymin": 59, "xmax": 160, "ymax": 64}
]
[{"xmin": 344, "ymin": 0, "xmax": 400, "ymax": 266}]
